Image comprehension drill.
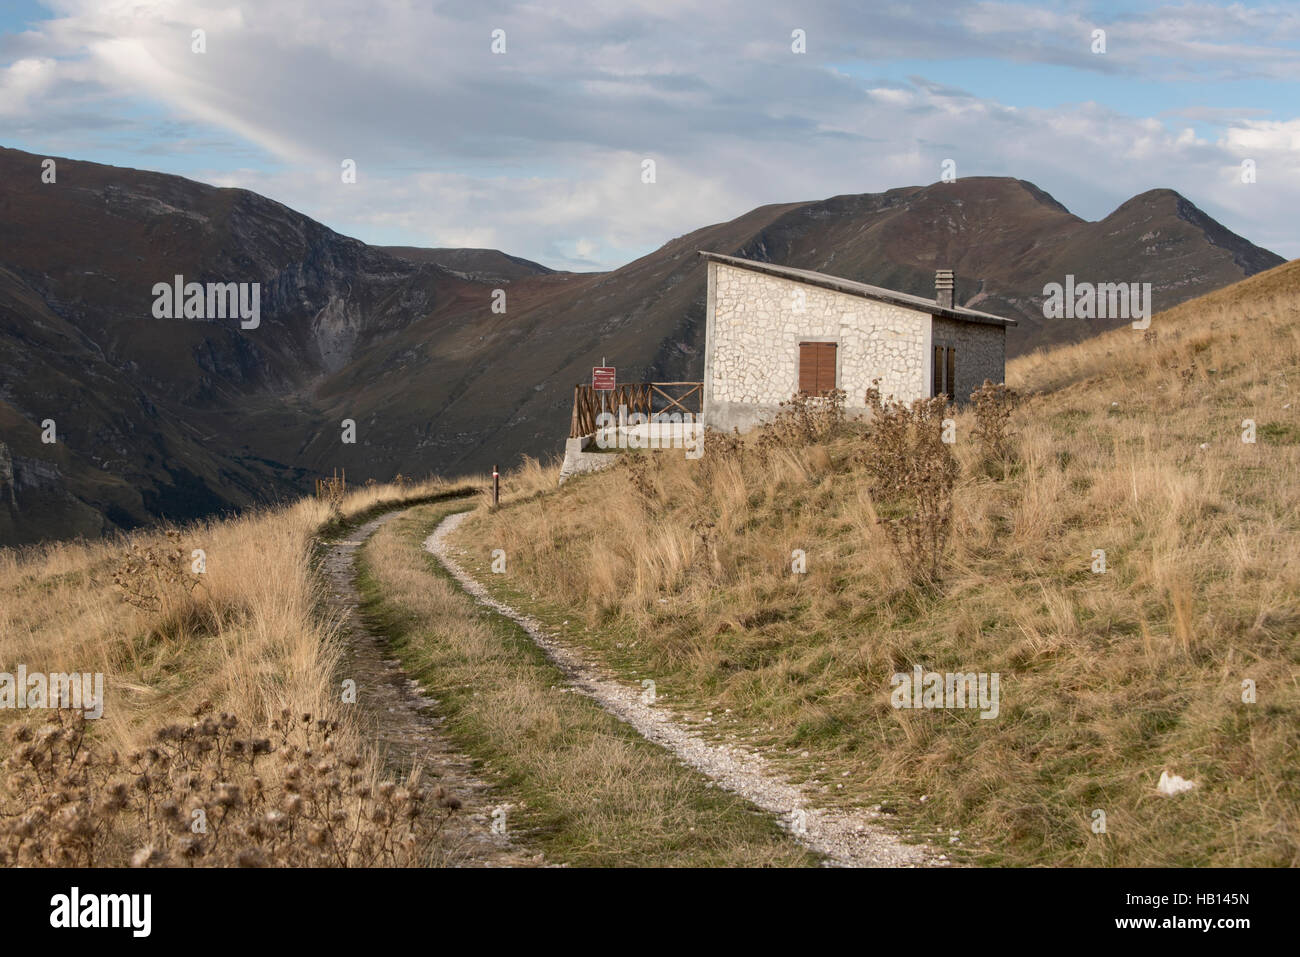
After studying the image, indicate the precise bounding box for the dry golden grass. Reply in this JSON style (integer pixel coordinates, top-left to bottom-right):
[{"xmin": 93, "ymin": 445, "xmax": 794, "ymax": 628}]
[
  {"xmin": 0, "ymin": 474, "xmax": 478, "ymax": 866},
  {"xmin": 478, "ymin": 454, "xmax": 562, "ymax": 510},
  {"xmin": 454, "ymin": 260, "xmax": 1300, "ymax": 866},
  {"xmin": 355, "ymin": 503, "xmax": 816, "ymax": 866},
  {"xmin": 6, "ymin": 258, "xmax": 1298, "ymax": 867}
]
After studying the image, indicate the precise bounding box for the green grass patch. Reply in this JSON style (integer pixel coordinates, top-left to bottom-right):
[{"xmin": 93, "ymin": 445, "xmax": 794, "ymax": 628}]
[{"xmin": 354, "ymin": 504, "xmax": 820, "ymax": 868}]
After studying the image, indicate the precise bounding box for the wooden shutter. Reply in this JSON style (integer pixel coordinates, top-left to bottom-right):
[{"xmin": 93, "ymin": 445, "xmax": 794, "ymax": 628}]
[
  {"xmin": 799, "ymin": 342, "xmax": 836, "ymax": 395},
  {"xmin": 816, "ymin": 343, "xmax": 836, "ymax": 393},
  {"xmin": 799, "ymin": 342, "xmax": 819, "ymax": 394},
  {"xmin": 932, "ymin": 345, "xmax": 957, "ymax": 398}
]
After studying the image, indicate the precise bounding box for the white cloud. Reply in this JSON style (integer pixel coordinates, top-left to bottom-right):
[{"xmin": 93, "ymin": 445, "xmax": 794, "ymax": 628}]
[
  {"xmin": 1223, "ymin": 118, "xmax": 1300, "ymax": 154},
  {"xmin": 0, "ymin": 57, "xmax": 57, "ymax": 115},
  {"xmin": 3, "ymin": 0, "xmax": 1297, "ymax": 264}
]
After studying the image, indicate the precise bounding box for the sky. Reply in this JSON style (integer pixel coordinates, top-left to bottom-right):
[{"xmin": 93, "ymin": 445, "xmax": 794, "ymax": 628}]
[{"xmin": 1, "ymin": 0, "xmax": 1297, "ymax": 270}]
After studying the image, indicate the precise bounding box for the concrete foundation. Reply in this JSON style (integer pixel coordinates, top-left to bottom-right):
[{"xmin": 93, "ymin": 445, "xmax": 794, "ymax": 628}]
[{"xmin": 558, "ymin": 434, "xmax": 619, "ymax": 484}]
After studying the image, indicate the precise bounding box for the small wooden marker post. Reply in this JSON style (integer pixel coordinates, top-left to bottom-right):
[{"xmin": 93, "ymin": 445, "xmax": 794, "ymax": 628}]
[{"xmin": 492, "ymin": 464, "xmax": 500, "ymax": 508}]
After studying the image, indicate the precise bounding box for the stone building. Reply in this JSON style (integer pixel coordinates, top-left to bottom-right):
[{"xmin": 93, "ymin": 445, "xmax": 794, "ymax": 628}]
[{"xmin": 700, "ymin": 252, "xmax": 1015, "ymax": 432}]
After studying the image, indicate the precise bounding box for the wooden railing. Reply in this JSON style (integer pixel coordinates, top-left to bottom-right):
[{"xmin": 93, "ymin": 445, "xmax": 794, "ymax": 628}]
[
  {"xmin": 651, "ymin": 382, "xmax": 703, "ymax": 416},
  {"xmin": 570, "ymin": 382, "xmax": 703, "ymax": 438},
  {"xmin": 570, "ymin": 383, "xmax": 651, "ymax": 438}
]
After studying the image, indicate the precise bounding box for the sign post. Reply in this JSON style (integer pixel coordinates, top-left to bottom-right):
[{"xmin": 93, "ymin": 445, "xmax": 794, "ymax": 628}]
[{"xmin": 591, "ymin": 363, "xmax": 618, "ymax": 431}]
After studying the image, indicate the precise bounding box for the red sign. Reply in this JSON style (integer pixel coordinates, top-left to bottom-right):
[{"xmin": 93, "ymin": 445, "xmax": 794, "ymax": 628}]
[{"xmin": 592, "ymin": 366, "xmax": 616, "ymax": 391}]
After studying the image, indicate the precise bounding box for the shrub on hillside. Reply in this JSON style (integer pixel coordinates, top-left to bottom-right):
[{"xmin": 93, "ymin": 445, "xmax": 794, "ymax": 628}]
[
  {"xmin": 756, "ymin": 389, "xmax": 847, "ymax": 457},
  {"xmin": 694, "ymin": 427, "xmax": 745, "ymax": 485},
  {"xmin": 970, "ymin": 379, "xmax": 1020, "ymax": 475},
  {"xmin": 111, "ymin": 528, "xmax": 204, "ymax": 615},
  {"xmin": 315, "ymin": 468, "xmax": 348, "ymax": 515},
  {"xmin": 0, "ymin": 705, "xmax": 458, "ymax": 867},
  {"xmin": 620, "ymin": 449, "xmax": 661, "ymax": 504},
  {"xmin": 859, "ymin": 383, "xmax": 958, "ymax": 584}
]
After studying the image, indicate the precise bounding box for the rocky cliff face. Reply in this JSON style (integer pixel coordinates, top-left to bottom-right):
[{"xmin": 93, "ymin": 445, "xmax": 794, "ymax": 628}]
[
  {"xmin": 0, "ymin": 148, "xmax": 1285, "ymax": 543},
  {"xmin": 0, "ymin": 145, "xmax": 483, "ymax": 543}
]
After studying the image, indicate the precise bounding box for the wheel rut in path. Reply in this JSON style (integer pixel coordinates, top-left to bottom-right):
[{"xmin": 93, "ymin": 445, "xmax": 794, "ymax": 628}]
[
  {"xmin": 426, "ymin": 510, "xmax": 942, "ymax": 868},
  {"xmin": 323, "ymin": 507, "xmax": 542, "ymax": 868}
]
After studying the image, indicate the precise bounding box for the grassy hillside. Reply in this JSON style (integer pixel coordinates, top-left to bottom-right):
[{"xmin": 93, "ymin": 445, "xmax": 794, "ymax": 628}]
[
  {"xmin": 3, "ymin": 259, "xmax": 1295, "ymax": 868},
  {"xmin": 453, "ymin": 259, "xmax": 1300, "ymax": 866},
  {"xmin": 0, "ymin": 467, "xmax": 817, "ymax": 868},
  {"xmin": 0, "ymin": 477, "xmax": 481, "ymax": 866},
  {"xmin": 354, "ymin": 504, "xmax": 817, "ymax": 866}
]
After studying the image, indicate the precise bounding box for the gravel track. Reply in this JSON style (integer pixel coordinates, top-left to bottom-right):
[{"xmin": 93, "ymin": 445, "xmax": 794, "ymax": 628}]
[
  {"xmin": 426, "ymin": 509, "xmax": 940, "ymax": 868},
  {"xmin": 324, "ymin": 508, "xmax": 542, "ymax": 867}
]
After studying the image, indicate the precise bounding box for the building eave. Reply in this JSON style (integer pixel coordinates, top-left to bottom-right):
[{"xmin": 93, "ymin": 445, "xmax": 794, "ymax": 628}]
[{"xmin": 699, "ymin": 250, "xmax": 1018, "ymax": 327}]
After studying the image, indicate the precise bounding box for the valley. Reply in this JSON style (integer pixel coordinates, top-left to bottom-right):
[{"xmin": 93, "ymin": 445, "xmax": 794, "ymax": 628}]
[{"xmin": 0, "ymin": 146, "xmax": 1283, "ymax": 544}]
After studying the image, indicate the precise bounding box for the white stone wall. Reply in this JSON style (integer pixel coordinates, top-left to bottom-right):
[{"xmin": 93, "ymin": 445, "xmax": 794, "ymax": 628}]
[{"xmin": 705, "ymin": 261, "xmax": 931, "ymax": 430}]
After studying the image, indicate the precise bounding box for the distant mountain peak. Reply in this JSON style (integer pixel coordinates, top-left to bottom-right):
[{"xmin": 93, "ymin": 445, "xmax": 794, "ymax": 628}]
[
  {"xmin": 0, "ymin": 145, "xmax": 1285, "ymax": 543},
  {"xmin": 1102, "ymin": 187, "xmax": 1280, "ymax": 275}
]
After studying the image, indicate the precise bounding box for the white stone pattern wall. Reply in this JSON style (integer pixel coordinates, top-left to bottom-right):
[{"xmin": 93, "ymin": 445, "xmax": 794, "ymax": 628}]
[
  {"xmin": 931, "ymin": 316, "xmax": 1007, "ymax": 404},
  {"xmin": 710, "ymin": 263, "xmax": 930, "ymax": 410}
]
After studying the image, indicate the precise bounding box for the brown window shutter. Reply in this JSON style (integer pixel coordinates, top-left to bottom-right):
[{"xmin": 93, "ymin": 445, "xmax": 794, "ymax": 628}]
[
  {"xmin": 799, "ymin": 342, "xmax": 818, "ymax": 394},
  {"xmin": 932, "ymin": 346, "xmax": 944, "ymax": 397},
  {"xmin": 799, "ymin": 342, "xmax": 836, "ymax": 394},
  {"xmin": 946, "ymin": 347, "xmax": 956, "ymax": 400},
  {"xmin": 816, "ymin": 342, "xmax": 836, "ymax": 393}
]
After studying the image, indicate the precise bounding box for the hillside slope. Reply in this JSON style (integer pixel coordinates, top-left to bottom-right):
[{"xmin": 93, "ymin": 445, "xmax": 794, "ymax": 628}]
[
  {"xmin": 451, "ymin": 259, "xmax": 1300, "ymax": 865},
  {"xmin": 344, "ymin": 178, "xmax": 1282, "ymax": 496},
  {"xmin": 380, "ymin": 246, "xmax": 555, "ymax": 282},
  {"xmin": 0, "ymin": 145, "xmax": 1283, "ymax": 542}
]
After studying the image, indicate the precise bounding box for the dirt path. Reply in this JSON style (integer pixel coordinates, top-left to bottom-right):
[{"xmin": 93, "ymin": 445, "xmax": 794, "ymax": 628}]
[
  {"xmin": 426, "ymin": 510, "xmax": 940, "ymax": 868},
  {"xmin": 323, "ymin": 508, "xmax": 542, "ymax": 867}
]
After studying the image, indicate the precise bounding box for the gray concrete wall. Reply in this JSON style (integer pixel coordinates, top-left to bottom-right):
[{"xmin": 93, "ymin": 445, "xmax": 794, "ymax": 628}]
[
  {"xmin": 931, "ymin": 317, "xmax": 1007, "ymax": 404},
  {"xmin": 558, "ymin": 435, "xmax": 619, "ymax": 484}
]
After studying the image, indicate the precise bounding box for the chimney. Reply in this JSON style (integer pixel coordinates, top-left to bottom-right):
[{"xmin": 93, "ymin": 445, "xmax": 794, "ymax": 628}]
[{"xmin": 935, "ymin": 269, "xmax": 955, "ymax": 309}]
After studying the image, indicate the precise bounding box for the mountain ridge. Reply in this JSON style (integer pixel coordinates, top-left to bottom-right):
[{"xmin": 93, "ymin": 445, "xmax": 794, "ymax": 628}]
[{"xmin": 0, "ymin": 146, "xmax": 1285, "ymax": 543}]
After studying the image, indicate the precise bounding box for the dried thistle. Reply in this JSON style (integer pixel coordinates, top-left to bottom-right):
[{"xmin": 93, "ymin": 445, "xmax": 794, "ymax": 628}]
[{"xmin": 859, "ymin": 382, "xmax": 958, "ymax": 585}]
